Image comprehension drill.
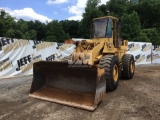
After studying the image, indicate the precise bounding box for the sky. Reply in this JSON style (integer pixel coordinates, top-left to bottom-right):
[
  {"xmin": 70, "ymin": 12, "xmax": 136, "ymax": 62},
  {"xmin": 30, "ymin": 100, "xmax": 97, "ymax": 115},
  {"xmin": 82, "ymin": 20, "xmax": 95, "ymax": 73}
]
[{"xmin": 0, "ymin": 0, "xmax": 109, "ymax": 23}]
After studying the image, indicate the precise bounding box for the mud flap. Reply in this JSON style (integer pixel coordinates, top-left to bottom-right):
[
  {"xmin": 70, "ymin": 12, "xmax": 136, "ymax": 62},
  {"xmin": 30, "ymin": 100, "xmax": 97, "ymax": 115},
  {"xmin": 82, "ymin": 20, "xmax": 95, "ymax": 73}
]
[{"xmin": 29, "ymin": 61, "xmax": 106, "ymax": 111}]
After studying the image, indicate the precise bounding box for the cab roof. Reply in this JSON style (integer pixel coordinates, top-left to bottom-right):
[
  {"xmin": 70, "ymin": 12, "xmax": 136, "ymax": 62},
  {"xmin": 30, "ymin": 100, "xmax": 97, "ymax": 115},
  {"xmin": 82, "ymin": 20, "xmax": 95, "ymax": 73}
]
[{"xmin": 93, "ymin": 16, "xmax": 118, "ymax": 21}]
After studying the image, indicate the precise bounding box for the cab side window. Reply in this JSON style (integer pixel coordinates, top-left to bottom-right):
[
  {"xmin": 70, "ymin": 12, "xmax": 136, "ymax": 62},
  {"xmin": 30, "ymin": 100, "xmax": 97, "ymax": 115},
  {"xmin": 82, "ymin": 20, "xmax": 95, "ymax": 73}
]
[{"xmin": 106, "ymin": 18, "xmax": 112, "ymax": 37}]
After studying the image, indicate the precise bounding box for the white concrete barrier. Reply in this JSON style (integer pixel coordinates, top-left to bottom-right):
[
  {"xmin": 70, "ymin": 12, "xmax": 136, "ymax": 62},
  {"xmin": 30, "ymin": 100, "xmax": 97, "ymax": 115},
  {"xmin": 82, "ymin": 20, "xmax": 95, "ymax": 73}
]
[{"xmin": 0, "ymin": 37, "xmax": 159, "ymax": 78}]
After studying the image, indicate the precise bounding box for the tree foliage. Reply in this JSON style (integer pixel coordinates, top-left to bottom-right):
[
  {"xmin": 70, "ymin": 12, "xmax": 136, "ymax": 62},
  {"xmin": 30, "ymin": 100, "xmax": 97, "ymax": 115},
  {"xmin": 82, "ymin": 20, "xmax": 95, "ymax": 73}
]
[
  {"xmin": 121, "ymin": 11, "xmax": 141, "ymax": 41},
  {"xmin": 60, "ymin": 20, "xmax": 80, "ymax": 38},
  {"xmin": 104, "ymin": 0, "xmax": 130, "ymax": 17},
  {"xmin": 142, "ymin": 28, "xmax": 160, "ymax": 45},
  {"xmin": 0, "ymin": 0, "xmax": 160, "ymax": 44}
]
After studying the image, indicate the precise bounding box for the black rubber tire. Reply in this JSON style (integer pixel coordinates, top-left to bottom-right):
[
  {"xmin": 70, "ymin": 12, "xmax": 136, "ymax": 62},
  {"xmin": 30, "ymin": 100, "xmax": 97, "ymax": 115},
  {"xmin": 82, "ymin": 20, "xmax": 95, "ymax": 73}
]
[
  {"xmin": 99, "ymin": 55, "xmax": 119, "ymax": 91},
  {"xmin": 121, "ymin": 54, "xmax": 135, "ymax": 79}
]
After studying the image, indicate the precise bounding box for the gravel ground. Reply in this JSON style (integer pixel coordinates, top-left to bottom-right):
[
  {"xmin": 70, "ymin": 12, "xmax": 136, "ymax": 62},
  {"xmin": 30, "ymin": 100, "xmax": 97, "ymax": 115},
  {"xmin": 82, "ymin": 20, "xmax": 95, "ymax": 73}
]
[{"xmin": 0, "ymin": 64, "xmax": 160, "ymax": 120}]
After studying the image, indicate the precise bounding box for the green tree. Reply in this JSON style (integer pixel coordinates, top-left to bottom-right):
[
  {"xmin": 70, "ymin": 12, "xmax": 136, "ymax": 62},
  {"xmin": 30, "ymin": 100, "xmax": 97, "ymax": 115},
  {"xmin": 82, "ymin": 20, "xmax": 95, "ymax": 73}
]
[
  {"xmin": 0, "ymin": 10, "xmax": 16, "ymax": 37},
  {"xmin": 121, "ymin": 11, "xmax": 141, "ymax": 41},
  {"xmin": 16, "ymin": 19, "xmax": 28, "ymax": 33},
  {"xmin": 104, "ymin": 0, "xmax": 130, "ymax": 17},
  {"xmin": 98, "ymin": 4, "xmax": 108, "ymax": 15},
  {"xmin": 60, "ymin": 20, "xmax": 80, "ymax": 38},
  {"xmin": 28, "ymin": 20, "xmax": 46, "ymax": 40},
  {"xmin": 142, "ymin": 28, "xmax": 160, "ymax": 45},
  {"xmin": 5, "ymin": 29, "xmax": 15, "ymax": 38},
  {"xmin": 136, "ymin": 31, "xmax": 150, "ymax": 43},
  {"xmin": 45, "ymin": 35, "xmax": 57, "ymax": 42},
  {"xmin": 28, "ymin": 29, "xmax": 37, "ymax": 40},
  {"xmin": 65, "ymin": 33, "xmax": 70, "ymax": 40},
  {"xmin": 46, "ymin": 20, "xmax": 69, "ymax": 42},
  {"xmin": 14, "ymin": 30, "xmax": 23, "ymax": 38},
  {"xmin": 127, "ymin": 0, "xmax": 160, "ymax": 29}
]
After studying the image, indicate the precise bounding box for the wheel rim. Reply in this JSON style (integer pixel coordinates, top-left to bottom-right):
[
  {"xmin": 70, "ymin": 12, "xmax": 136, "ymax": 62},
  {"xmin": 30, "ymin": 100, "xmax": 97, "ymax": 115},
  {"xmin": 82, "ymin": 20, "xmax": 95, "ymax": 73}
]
[
  {"xmin": 130, "ymin": 61, "xmax": 134, "ymax": 73},
  {"xmin": 113, "ymin": 64, "xmax": 118, "ymax": 82}
]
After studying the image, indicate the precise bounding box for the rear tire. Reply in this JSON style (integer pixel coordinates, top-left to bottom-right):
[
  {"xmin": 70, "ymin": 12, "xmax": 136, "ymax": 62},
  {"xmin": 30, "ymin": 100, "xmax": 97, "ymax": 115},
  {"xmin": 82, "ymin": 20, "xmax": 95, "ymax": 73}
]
[
  {"xmin": 99, "ymin": 55, "xmax": 119, "ymax": 91},
  {"xmin": 121, "ymin": 54, "xmax": 135, "ymax": 79}
]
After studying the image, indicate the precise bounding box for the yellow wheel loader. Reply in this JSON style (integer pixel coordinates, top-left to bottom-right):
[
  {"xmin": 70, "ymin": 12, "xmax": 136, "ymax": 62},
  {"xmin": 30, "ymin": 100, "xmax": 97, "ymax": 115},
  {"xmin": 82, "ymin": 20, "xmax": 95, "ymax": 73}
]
[{"xmin": 29, "ymin": 16, "xmax": 135, "ymax": 111}]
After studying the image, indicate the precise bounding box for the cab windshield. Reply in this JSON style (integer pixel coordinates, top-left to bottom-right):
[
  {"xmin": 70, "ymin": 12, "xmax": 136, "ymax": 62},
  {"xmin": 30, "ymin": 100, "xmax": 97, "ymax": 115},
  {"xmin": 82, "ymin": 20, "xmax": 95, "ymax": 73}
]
[{"xmin": 92, "ymin": 18, "xmax": 112, "ymax": 38}]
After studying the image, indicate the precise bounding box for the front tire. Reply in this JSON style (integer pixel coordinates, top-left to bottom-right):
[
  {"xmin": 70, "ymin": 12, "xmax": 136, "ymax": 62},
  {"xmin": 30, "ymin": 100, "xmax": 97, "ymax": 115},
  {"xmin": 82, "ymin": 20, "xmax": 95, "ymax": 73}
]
[{"xmin": 99, "ymin": 55, "xmax": 119, "ymax": 91}]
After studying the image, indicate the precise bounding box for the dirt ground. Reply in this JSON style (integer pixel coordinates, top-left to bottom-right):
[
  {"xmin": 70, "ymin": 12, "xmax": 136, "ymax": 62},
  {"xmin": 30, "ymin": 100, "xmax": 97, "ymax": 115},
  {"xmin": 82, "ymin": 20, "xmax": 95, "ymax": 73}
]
[{"xmin": 0, "ymin": 64, "xmax": 160, "ymax": 120}]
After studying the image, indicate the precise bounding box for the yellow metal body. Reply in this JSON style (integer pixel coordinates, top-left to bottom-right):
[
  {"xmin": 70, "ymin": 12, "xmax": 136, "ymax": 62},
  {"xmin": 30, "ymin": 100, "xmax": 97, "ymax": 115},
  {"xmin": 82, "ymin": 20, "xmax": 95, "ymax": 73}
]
[{"xmin": 71, "ymin": 39, "xmax": 128, "ymax": 65}]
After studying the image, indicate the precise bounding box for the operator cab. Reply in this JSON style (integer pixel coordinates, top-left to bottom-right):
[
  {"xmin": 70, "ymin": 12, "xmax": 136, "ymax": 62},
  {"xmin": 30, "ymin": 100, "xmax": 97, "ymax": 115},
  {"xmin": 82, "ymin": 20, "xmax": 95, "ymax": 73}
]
[
  {"xmin": 92, "ymin": 16, "xmax": 122, "ymax": 47},
  {"xmin": 92, "ymin": 17, "xmax": 112, "ymax": 38}
]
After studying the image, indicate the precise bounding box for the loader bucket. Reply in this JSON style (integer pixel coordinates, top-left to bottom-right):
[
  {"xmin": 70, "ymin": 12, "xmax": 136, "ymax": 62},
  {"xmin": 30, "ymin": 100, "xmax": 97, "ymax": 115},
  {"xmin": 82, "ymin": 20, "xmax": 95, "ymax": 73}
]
[{"xmin": 29, "ymin": 61, "xmax": 106, "ymax": 111}]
